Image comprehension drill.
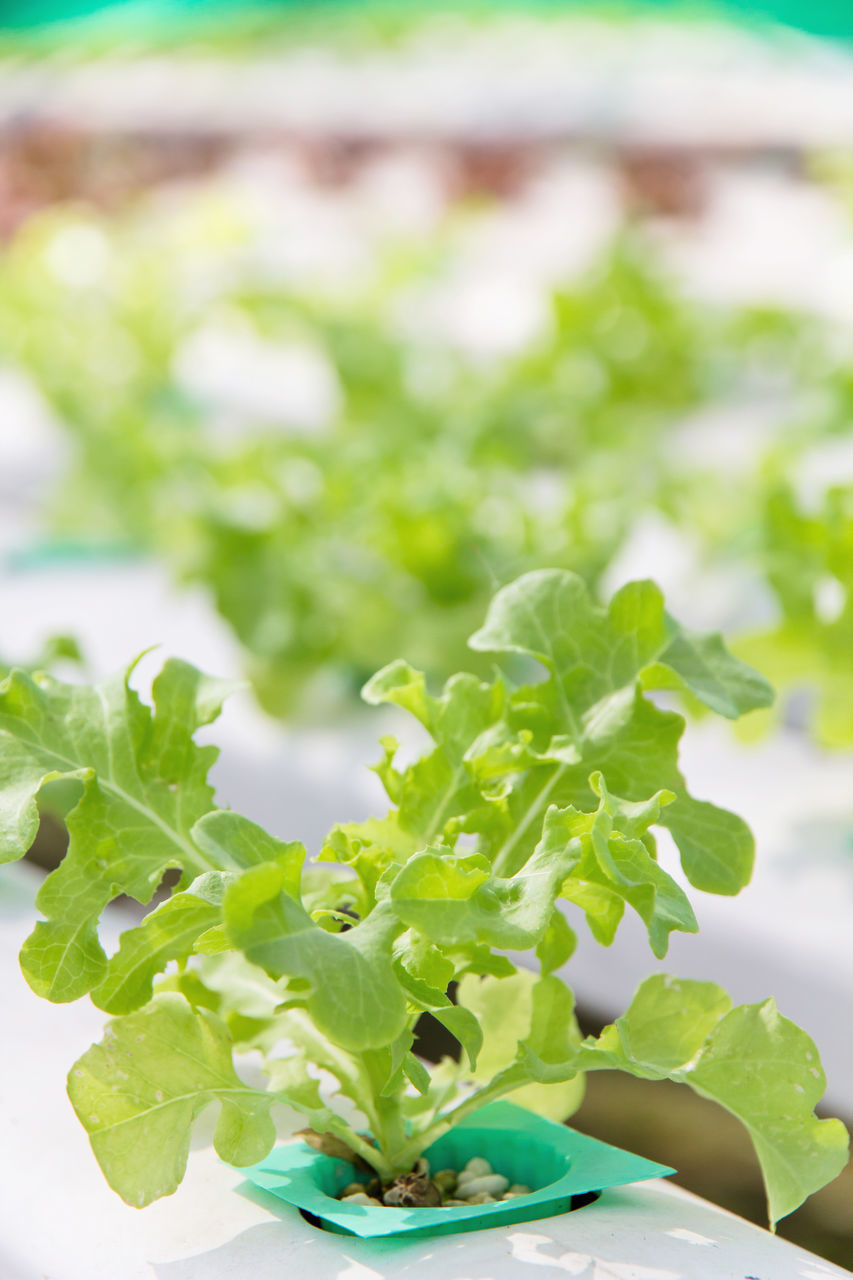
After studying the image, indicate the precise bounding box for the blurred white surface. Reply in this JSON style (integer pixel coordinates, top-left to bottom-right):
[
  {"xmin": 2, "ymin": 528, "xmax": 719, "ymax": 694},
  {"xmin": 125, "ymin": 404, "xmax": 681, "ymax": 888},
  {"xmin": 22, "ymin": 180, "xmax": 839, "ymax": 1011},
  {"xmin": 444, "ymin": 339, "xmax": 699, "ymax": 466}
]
[
  {"xmin": 4, "ymin": 17, "xmax": 853, "ymax": 151},
  {"xmin": 174, "ymin": 325, "xmax": 341, "ymax": 431},
  {"xmin": 0, "ymin": 368, "xmax": 69, "ymax": 551},
  {"xmin": 662, "ymin": 169, "xmax": 853, "ymax": 316}
]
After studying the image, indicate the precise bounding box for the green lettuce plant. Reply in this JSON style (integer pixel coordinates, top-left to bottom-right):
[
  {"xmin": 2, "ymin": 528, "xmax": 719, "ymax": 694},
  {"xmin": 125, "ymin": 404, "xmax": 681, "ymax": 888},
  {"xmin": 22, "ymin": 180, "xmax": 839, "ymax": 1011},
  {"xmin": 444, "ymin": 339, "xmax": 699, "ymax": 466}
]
[
  {"xmin": 733, "ymin": 480, "xmax": 853, "ymax": 747},
  {"xmin": 1, "ymin": 570, "xmax": 847, "ymax": 1225},
  {"xmin": 0, "ymin": 631, "xmax": 81, "ymax": 681}
]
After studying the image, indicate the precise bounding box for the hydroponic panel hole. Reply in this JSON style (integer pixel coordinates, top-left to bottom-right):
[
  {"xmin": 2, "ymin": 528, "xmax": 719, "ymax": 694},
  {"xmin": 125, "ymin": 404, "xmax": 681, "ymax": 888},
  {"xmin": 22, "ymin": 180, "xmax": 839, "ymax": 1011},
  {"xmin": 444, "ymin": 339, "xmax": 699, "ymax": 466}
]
[{"xmin": 298, "ymin": 1191, "xmax": 601, "ymax": 1234}]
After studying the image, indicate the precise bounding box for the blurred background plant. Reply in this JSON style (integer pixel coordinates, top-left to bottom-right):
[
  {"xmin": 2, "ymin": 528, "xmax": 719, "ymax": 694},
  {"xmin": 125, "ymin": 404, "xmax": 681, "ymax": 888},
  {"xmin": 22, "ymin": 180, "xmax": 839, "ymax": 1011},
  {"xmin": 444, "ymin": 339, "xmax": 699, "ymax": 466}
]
[
  {"xmin": 0, "ymin": 200, "xmax": 745, "ymax": 713},
  {"xmin": 3, "ymin": 174, "xmax": 848, "ymax": 724}
]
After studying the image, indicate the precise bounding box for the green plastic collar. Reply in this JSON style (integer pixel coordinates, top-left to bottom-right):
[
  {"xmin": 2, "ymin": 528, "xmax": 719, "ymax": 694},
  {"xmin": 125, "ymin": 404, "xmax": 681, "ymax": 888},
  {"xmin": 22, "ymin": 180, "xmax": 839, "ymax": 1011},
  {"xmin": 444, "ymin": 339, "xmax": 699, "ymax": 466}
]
[{"xmin": 239, "ymin": 1100, "xmax": 675, "ymax": 1239}]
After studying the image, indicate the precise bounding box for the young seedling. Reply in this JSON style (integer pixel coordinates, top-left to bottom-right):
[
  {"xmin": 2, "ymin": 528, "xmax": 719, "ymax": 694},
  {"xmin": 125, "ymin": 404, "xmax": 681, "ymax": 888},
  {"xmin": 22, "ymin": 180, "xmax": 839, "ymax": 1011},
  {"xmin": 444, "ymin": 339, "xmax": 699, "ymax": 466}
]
[{"xmin": 0, "ymin": 570, "xmax": 847, "ymax": 1224}]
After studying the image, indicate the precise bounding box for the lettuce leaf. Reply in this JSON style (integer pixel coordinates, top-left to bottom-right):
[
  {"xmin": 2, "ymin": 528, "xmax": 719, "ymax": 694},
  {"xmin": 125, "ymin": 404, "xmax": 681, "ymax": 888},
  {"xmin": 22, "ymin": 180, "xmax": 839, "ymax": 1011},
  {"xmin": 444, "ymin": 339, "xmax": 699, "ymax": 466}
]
[
  {"xmin": 516, "ymin": 975, "xmax": 849, "ymax": 1229},
  {"xmin": 1, "ymin": 659, "xmax": 238, "ymax": 1001}
]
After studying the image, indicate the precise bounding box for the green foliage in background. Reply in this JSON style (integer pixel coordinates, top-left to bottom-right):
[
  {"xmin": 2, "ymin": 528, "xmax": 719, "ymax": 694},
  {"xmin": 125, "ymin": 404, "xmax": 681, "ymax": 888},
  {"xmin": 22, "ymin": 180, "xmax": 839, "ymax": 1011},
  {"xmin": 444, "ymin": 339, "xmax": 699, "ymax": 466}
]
[
  {"xmin": 0, "ymin": 200, "xmax": 746, "ymax": 717},
  {"xmin": 737, "ymin": 481, "xmax": 853, "ymax": 746},
  {"xmin": 2, "ymin": 174, "xmax": 851, "ymax": 743},
  {"xmin": 0, "ymin": 633, "xmax": 82, "ymax": 681}
]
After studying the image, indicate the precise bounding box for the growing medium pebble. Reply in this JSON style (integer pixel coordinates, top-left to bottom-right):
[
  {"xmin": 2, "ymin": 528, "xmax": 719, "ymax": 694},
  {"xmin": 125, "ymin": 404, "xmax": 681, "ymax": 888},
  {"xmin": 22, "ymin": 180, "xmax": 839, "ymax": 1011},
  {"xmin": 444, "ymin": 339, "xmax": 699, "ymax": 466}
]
[
  {"xmin": 345, "ymin": 1154, "xmax": 520, "ymax": 1212},
  {"xmin": 382, "ymin": 1176, "xmax": 442, "ymax": 1208},
  {"xmin": 455, "ymin": 1173, "xmax": 509, "ymax": 1198}
]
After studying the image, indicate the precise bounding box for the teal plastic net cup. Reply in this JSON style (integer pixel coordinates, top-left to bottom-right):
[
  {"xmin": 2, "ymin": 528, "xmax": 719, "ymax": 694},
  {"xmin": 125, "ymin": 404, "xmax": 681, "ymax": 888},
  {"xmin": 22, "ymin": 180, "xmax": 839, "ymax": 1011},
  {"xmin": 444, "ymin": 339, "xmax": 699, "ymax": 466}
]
[{"xmin": 239, "ymin": 1100, "xmax": 675, "ymax": 1240}]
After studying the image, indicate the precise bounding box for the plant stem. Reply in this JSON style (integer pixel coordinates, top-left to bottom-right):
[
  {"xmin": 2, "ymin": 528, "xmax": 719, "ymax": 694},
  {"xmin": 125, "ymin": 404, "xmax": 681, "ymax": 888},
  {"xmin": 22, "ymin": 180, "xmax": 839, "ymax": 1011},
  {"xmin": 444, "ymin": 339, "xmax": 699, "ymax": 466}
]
[
  {"xmin": 326, "ymin": 1117, "xmax": 394, "ymax": 1180},
  {"xmin": 354, "ymin": 1024, "xmax": 422, "ymax": 1180},
  {"xmin": 372, "ymin": 1094, "xmax": 411, "ymax": 1177},
  {"xmin": 392, "ymin": 1066, "xmax": 531, "ymax": 1169},
  {"xmin": 491, "ymin": 763, "xmax": 567, "ymax": 876}
]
